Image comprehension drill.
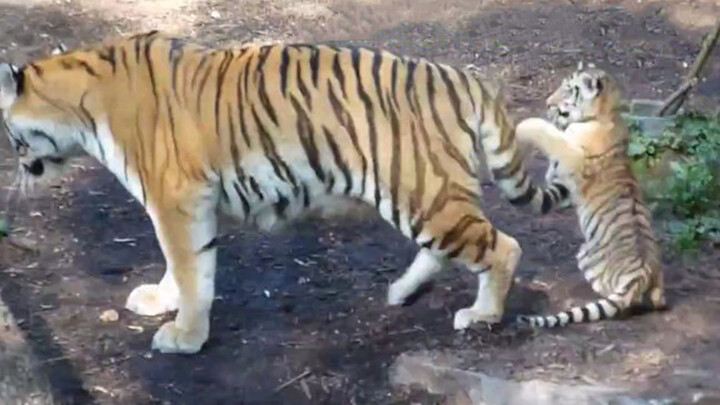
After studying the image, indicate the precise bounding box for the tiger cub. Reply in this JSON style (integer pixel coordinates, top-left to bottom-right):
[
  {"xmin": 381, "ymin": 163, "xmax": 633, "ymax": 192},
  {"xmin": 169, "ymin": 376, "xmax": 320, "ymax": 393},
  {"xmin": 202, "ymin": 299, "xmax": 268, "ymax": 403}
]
[
  {"xmin": 514, "ymin": 65, "xmax": 666, "ymax": 327},
  {"xmin": 0, "ymin": 31, "xmax": 561, "ymax": 353}
]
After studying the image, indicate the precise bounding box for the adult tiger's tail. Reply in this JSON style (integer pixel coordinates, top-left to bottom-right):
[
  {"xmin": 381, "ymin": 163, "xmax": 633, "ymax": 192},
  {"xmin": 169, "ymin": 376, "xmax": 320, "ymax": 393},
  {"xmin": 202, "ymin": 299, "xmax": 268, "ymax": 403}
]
[
  {"xmin": 469, "ymin": 75, "xmax": 564, "ymax": 215},
  {"xmin": 516, "ymin": 291, "xmax": 626, "ymax": 327}
]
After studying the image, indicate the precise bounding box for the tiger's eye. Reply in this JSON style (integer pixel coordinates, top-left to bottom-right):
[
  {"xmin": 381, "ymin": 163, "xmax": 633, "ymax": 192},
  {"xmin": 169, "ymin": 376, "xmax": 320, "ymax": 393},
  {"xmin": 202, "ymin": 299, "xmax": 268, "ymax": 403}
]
[{"xmin": 17, "ymin": 145, "xmax": 27, "ymax": 156}]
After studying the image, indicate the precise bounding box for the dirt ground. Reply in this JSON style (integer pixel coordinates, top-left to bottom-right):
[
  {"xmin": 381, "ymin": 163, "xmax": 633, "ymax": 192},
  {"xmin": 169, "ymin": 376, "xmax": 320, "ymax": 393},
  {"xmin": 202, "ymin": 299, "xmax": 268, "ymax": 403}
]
[{"xmin": 1, "ymin": 0, "xmax": 719, "ymax": 404}]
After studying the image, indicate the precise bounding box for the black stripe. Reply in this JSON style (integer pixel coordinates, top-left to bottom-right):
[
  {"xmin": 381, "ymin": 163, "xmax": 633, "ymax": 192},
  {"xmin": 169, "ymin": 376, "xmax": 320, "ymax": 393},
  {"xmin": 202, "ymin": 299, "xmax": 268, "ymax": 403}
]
[
  {"xmin": 491, "ymin": 149, "xmax": 524, "ymax": 180},
  {"xmin": 237, "ymin": 58, "xmax": 253, "ymax": 148},
  {"xmin": 332, "ymin": 54, "xmax": 347, "ymax": 98},
  {"xmin": 458, "ymin": 71, "xmax": 475, "ymax": 111},
  {"xmin": 279, "ymin": 47, "xmax": 290, "ymax": 96},
  {"xmin": 473, "ymin": 236, "xmax": 488, "ymax": 262},
  {"xmin": 168, "ymin": 39, "xmax": 184, "ymax": 92},
  {"xmin": 252, "ymin": 107, "xmax": 297, "ymax": 188},
  {"xmin": 328, "ymin": 85, "xmax": 366, "ymax": 196},
  {"xmin": 409, "ymin": 123, "xmax": 425, "ymax": 239},
  {"xmin": 389, "ymin": 58, "xmax": 400, "ymax": 108},
  {"xmin": 98, "ymin": 46, "xmax": 117, "ymax": 74},
  {"xmin": 232, "ymin": 182, "xmax": 251, "ymax": 216},
  {"xmin": 541, "ymin": 191, "xmax": 554, "ymax": 214},
  {"xmin": 78, "ymin": 93, "xmax": 103, "ymax": 162},
  {"xmin": 198, "ymin": 237, "xmax": 219, "ymax": 254},
  {"xmin": 215, "ymin": 51, "xmax": 233, "ymax": 137},
  {"xmin": 508, "ymin": 184, "xmax": 537, "ymax": 206},
  {"xmin": 77, "ymin": 60, "xmax": 98, "ymax": 77},
  {"xmin": 166, "ymin": 100, "xmax": 186, "ymax": 178},
  {"xmin": 352, "ymin": 48, "xmax": 381, "ymax": 208},
  {"xmin": 196, "ymin": 55, "xmax": 214, "ymax": 115},
  {"xmin": 580, "ymin": 306, "xmax": 590, "ymax": 322},
  {"xmin": 439, "ymin": 214, "xmax": 483, "ymax": 250},
  {"xmin": 404, "ymin": 60, "xmax": 417, "ymax": 113},
  {"xmin": 28, "ymin": 130, "xmax": 58, "ymax": 152},
  {"xmin": 426, "ymin": 64, "xmax": 474, "ymax": 176},
  {"xmin": 438, "ymin": 66, "xmax": 476, "ymax": 148},
  {"xmin": 120, "ymin": 48, "xmax": 130, "ymax": 76},
  {"xmin": 371, "ymin": 51, "xmax": 387, "ymax": 116},
  {"xmin": 257, "ymin": 67, "xmax": 279, "ymax": 126},
  {"xmin": 323, "ymin": 127, "xmax": 352, "ymax": 194},
  {"xmin": 249, "ymin": 177, "xmax": 265, "ymax": 200},
  {"xmin": 389, "ymin": 96, "xmax": 402, "ymax": 228},
  {"xmin": 274, "ymin": 191, "xmax": 289, "ymax": 218},
  {"xmin": 290, "ymin": 97, "xmax": 325, "ymax": 182},
  {"xmin": 296, "ymin": 61, "xmax": 312, "ymax": 110},
  {"xmin": 309, "ymin": 47, "xmax": 320, "ymax": 87},
  {"xmin": 191, "ymin": 54, "xmax": 209, "ymax": 90}
]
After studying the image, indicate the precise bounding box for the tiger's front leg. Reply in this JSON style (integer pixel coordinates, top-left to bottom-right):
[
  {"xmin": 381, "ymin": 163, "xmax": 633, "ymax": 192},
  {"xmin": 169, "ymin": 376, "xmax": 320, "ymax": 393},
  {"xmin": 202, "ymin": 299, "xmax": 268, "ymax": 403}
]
[{"xmin": 128, "ymin": 189, "xmax": 219, "ymax": 354}]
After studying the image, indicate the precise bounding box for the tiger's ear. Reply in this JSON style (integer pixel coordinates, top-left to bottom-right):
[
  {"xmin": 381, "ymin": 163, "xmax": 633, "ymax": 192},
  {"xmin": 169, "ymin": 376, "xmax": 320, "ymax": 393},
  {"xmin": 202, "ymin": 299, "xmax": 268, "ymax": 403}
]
[
  {"xmin": 51, "ymin": 43, "xmax": 67, "ymax": 55},
  {"xmin": 579, "ymin": 72, "xmax": 602, "ymax": 99},
  {"xmin": 0, "ymin": 63, "xmax": 21, "ymax": 109}
]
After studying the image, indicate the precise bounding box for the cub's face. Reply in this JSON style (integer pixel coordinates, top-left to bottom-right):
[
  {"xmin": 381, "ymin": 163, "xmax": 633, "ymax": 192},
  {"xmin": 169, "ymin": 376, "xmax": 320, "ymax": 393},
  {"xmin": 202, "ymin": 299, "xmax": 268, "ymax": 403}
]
[
  {"xmin": 1, "ymin": 46, "xmax": 87, "ymax": 192},
  {"xmin": 545, "ymin": 66, "xmax": 605, "ymax": 130}
]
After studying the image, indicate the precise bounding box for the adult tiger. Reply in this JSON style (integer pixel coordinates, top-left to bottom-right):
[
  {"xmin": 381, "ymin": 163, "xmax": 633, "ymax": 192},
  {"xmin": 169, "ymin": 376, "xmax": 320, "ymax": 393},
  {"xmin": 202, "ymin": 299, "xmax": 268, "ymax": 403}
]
[
  {"xmin": 0, "ymin": 31, "xmax": 557, "ymax": 354},
  {"xmin": 514, "ymin": 64, "xmax": 666, "ymax": 327}
]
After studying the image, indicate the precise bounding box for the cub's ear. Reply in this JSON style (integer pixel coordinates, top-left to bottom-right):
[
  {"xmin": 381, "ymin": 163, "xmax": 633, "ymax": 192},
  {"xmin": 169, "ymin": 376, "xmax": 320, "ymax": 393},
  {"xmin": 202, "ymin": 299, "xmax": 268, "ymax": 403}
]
[
  {"xmin": 0, "ymin": 63, "xmax": 21, "ymax": 109},
  {"xmin": 51, "ymin": 43, "xmax": 67, "ymax": 55},
  {"xmin": 579, "ymin": 72, "xmax": 602, "ymax": 99}
]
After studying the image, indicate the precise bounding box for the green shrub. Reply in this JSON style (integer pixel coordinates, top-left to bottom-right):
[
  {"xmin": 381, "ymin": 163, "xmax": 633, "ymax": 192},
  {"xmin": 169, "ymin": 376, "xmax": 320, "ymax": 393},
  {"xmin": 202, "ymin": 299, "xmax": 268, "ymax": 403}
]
[{"xmin": 628, "ymin": 112, "xmax": 720, "ymax": 250}]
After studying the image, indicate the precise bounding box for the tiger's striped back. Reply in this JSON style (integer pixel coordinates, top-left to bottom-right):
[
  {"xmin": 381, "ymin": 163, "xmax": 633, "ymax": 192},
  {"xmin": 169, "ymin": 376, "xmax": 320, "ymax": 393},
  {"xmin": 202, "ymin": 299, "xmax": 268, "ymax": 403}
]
[{"xmin": 37, "ymin": 31, "xmax": 556, "ymax": 238}]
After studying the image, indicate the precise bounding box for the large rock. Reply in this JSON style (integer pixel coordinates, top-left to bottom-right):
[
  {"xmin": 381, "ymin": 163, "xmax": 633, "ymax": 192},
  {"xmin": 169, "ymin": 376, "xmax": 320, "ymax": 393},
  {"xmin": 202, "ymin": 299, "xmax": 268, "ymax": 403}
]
[{"xmin": 390, "ymin": 351, "xmax": 673, "ymax": 405}]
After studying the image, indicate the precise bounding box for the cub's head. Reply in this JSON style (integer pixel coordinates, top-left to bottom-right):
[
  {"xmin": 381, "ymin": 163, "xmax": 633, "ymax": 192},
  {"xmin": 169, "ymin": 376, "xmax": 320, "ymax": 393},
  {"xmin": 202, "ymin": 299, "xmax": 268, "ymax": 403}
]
[
  {"xmin": 546, "ymin": 63, "xmax": 622, "ymax": 130},
  {"xmin": 1, "ymin": 44, "xmax": 94, "ymax": 191}
]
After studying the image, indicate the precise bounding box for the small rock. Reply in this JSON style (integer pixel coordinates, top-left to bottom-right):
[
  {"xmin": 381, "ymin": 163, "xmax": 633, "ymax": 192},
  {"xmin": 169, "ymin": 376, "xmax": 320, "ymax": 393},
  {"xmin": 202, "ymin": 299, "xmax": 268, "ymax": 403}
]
[
  {"xmin": 99, "ymin": 309, "xmax": 119, "ymax": 323},
  {"xmin": 210, "ymin": 10, "xmax": 221, "ymax": 19}
]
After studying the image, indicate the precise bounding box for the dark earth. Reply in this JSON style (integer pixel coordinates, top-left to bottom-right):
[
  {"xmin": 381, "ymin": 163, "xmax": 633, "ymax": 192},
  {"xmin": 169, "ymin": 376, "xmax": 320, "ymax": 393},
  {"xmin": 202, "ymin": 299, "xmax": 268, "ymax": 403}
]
[{"xmin": 1, "ymin": 0, "xmax": 719, "ymax": 404}]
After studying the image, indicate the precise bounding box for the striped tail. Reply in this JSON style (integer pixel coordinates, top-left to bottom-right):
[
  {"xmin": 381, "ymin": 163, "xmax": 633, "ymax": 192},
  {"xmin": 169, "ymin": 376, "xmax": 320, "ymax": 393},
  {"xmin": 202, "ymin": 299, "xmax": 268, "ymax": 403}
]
[
  {"xmin": 516, "ymin": 293, "xmax": 626, "ymax": 328},
  {"xmin": 468, "ymin": 74, "xmax": 570, "ymax": 216}
]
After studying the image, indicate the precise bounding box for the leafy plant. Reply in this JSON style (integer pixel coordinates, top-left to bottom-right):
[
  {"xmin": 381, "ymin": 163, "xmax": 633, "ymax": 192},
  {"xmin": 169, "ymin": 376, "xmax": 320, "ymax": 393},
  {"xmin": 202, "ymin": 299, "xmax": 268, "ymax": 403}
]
[{"xmin": 628, "ymin": 111, "xmax": 720, "ymax": 251}]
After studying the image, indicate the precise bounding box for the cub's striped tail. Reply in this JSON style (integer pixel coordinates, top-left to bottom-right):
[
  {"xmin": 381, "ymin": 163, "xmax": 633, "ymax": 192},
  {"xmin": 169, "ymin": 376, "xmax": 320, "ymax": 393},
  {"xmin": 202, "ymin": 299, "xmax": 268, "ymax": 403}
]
[{"xmin": 516, "ymin": 293, "xmax": 625, "ymax": 328}]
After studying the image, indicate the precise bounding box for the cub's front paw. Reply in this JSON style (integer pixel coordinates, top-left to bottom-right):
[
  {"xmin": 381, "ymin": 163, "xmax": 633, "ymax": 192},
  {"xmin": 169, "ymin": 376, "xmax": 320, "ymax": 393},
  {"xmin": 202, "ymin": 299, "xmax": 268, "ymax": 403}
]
[
  {"xmin": 151, "ymin": 321, "xmax": 209, "ymax": 354},
  {"xmin": 453, "ymin": 307, "xmax": 502, "ymax": 330},
  {"xmin": 125, "ymin": 284, "xmax": 178, "ymax": 316}
]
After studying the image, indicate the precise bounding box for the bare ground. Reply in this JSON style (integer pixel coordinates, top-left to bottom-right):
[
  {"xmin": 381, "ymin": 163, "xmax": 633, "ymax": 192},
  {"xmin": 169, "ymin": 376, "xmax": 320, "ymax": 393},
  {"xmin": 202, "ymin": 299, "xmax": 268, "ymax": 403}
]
[{"xmin": 1, "ymin": 0, "xmax": 720, "ymax": 404}]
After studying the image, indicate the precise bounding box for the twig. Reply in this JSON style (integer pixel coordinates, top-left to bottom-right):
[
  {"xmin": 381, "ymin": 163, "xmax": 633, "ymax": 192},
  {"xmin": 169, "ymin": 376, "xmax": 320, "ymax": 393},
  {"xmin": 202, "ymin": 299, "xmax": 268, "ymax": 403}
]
[
  {"xmin": 275, "ymin": 368, "xmax": 312, "ymax": 393},
  {"xmin": 656, "ymin": 19, "xmax": 720, "ymax": 116},
  {"xmin": 655, "ymin": 78, "xmax": 698, "ymax": 117}
]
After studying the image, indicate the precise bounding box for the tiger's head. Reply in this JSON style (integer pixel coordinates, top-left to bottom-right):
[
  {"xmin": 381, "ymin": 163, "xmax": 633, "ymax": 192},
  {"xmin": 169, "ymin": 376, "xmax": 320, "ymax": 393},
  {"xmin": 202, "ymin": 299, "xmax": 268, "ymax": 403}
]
[
  {"xmin": 546, "ymin": 62, "xmax": 622, "ymax": 130},
  {"xmin": 0, "ymin": 43, "xmax": 93, "ymax": 192}
]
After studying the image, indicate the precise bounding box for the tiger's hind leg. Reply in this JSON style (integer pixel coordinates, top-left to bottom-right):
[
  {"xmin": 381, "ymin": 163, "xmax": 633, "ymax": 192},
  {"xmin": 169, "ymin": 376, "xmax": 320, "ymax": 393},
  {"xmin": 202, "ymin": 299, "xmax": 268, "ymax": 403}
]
[
  {"xmin": 452, "ymin": 229, "xmax": 521, "ymax": 330},
  {"xmin": 415, "ymin": 199, "xmax": 522, "ymax": 330}
]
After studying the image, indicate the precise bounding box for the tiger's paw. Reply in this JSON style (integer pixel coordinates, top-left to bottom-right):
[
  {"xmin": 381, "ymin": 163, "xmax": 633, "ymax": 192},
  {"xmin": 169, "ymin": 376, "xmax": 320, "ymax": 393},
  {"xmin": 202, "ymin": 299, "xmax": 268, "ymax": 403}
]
[
  {"xmin": 453, "ymin": 308, "xmax": 502, "ymax": 330},
  {"xmin": 387, "ymin": 280, "xmax": 413, "ymax": 306},
  {"xmin": 125, "ymin": 284, "xmax": 178, "ymax": 316},
  {"xmin": 151, "ymin": 320, "xmax": 209, "ymax": 354}
]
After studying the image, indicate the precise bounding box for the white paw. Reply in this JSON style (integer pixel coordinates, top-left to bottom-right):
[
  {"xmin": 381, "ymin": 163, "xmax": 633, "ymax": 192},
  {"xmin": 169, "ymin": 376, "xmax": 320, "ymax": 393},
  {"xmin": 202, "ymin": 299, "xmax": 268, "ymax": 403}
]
[
  {"xmin": 151, "ymin": 321, "xmax": 209, "ymax": 354},
  {"xmin": 125, "ymin": 284, "xmax": 178, "ymax": 316},
  {"xmin": 387, "ymin": 281, "xmax": 411, "ymax": 306},
  {"xmin": 453, "ymin": 308, "xmax": 502, "ymax": 330}
]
